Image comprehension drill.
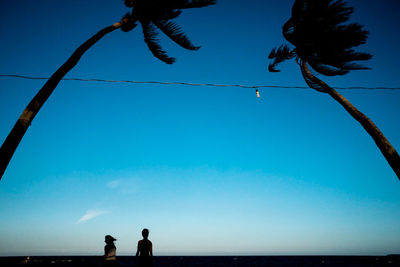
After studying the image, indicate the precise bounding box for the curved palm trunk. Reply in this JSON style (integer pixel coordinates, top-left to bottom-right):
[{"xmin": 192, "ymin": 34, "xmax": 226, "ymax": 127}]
[
  {"xmin": 0, "ymin": 20, "xmax": 126, "ymax": 180},
  {"xmin": 301, "ymin": 61, "xmax": 400, "ymax": 180}
]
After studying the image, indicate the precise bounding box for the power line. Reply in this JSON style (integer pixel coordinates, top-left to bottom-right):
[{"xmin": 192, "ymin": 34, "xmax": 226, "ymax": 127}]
[{"xmin": 1, "ymin": 74, "xmax": 400, "ymax": 90}]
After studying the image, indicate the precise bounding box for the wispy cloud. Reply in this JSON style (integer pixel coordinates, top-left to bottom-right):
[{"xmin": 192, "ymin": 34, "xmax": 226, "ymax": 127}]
[
  {"xmin": 77, "ymin": 210, "xmax": 107, "ymax": 224},
  {"xmin": 107, "ymin": 180, "xmax": 121, "ymax": 189}
]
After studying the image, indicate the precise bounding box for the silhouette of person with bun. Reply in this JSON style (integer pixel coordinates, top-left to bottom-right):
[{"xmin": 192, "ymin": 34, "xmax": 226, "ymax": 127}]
[
  {"xmin": 135, "ymin": 228, "xmax": 153, "ymax": 267},
  {"xmin": 104, "ymin": 235, "xmax": 117, "ymax": 266}
]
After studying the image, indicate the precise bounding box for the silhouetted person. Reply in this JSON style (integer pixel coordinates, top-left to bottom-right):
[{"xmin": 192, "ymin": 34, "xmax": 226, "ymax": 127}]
[
  {"xmin": 135, "ymin": 228, "xmax": 153, "ymax": 267},
  {"xmin": 104, "ymin": 235, "xmax": 117, "ymax": 266}
]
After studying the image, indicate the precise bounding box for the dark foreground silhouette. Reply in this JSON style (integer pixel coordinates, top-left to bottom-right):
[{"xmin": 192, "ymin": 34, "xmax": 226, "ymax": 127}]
[
  {"xmin": 1, "ymin": 255, "xmax": 399, "ymax": 267},
  {"xmin": 135, "ymin": 229, "xmax": 153, "ymax": 267},
  {"xmin": 103, "ymin": 235, "xmax": 117, "ymax": 266}
]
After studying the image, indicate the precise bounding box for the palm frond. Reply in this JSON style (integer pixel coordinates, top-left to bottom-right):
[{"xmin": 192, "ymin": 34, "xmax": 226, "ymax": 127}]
[
  {"xmin": 344, "ymin": 51, "xmax": 372, "ymax": 62},
  {"xmin": 308, "ymin": 61, "xmax": 349, "ymax": 76},
  {"xmin": 284, "ymin": 0, "xmax": 371, "ymax": 77},
  {"xmin": 282, "ymin": 19, "xmax": 295, "ymax": 45},
  {"xmin": 124, "ymin": 0, "xmax": 214, "ymax": 63},
  {"xmin": 312, "ymin": 50, "xmax": 371, "ymax": 73},
  {"xmin": 330, "ymin": 24, "xmax": 369, "ymax": 49},
  {"xmin": 327, "ymin": 0, "xmax": 353, "ymax": 25},
  {"xmin": 160, "ymin": 10, "xmax": 182, "ymax": 20},
  {"xmin": 342, "ymin": 62, "xmax": 371, "ymax": 71},
  {"xmin": 141, "ymin": 21, "xmax": 175, "ymax": 64},
  {"xmin": 154, "ymin": 20, "xmax": 200, "ymax": 50},
  {"xmin": 183, "ymin": 0, "xmax": 217, "ymax": 8},
  {"xmin": 268, "ymin": 45, "xmax": 295, "ymax": 72}
]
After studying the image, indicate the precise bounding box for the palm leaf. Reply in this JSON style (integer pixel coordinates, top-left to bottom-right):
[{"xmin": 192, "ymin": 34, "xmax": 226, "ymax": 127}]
[
  {"xmin": 342, "ymin": 62, "xmax": 371, "ymax": 70},
  {"xmin": 154, "ymin": 20, "xmax": 200, "ymax": 50},
  {"xmin": 282, "ymin": 19, "xmax": 295, "ymax": 45},
  {"xmin": 308, "ymin": 61, "xmax": 349, "ymax": 76},
  {"xmin": 141, "ymin": 21, "xmax": 175, "ymax": 64},
  {"xmin": 183, "ymin": 0, "xmax": 217, "ymax": 8},
  {"xmin": 268, "ymin": 45, "xmax": 295, "ymax": 72},
  {"xmin": 160, "ymin": 10, "xmax": 182, "ymax": 20}
]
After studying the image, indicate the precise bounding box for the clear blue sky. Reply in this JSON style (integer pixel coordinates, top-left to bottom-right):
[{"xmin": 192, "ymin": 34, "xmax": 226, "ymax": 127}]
[{"xmin": 0, "ymin": 0, "xmax": 399, "ymax": 256}]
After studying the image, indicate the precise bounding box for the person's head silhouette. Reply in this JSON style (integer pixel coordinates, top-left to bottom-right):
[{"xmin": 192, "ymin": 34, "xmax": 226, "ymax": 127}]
[
  {"xmin": 142, "ymin": 228, "xmax": 149, "ymax": 239},
  {"xmin": 105, "ymin": 235, "xmax": 116, "ymax": 245}
]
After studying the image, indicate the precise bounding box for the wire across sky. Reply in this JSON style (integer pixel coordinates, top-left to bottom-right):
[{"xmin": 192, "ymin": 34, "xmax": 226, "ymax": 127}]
[{"xmin": 1, "ymin": 74, "xmax": 400, "ymax": 90}]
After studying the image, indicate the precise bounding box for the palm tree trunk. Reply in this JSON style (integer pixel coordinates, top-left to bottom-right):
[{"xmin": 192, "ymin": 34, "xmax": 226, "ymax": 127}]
[
  {"xmin": 301, "ymin": 61, "xmax": 400, "ymax": 180},
  {"xmin": 0, "ymin": 20, "xmax": 126, "ymax": 180}
]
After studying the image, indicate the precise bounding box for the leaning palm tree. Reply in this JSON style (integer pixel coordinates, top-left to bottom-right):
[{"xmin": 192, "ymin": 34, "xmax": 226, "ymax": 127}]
[
  {"xmin": 268, "ymin": 0, "xmax": 400, "ymax": 180},
  {"xmin": 0, "ymin": 0, "xmax": 216, "ymax": 180}
]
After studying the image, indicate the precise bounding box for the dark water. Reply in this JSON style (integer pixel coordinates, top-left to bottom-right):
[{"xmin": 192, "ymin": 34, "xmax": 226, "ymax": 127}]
[{"xmin": 1, "ymin": 255, "xmax": 399, "ymax": 267}]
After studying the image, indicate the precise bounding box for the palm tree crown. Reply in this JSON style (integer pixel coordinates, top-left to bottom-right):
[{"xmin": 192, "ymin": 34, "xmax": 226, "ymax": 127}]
[
  {"xmin": 122, "ymin": 0, "xmax": 216, "ymax": 64},
  {"xmin": 268, "ymin": 0, "xmax": 371, "ymax": 91},
  {"xmin": 267, "ymin": 0, "xmax": 400, "ymax": 180}
]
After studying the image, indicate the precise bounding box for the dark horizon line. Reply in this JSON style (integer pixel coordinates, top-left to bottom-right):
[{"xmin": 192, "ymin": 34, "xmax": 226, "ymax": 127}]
[{"xmin": 1, "ymin": 254, "xmax": 398, "ymax": 257}]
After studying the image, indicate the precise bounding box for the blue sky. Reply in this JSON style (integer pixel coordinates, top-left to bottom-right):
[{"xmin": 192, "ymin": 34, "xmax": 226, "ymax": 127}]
[{"xmin": 0, "ymin": 0, "xmax": 399, "ymax": 256}]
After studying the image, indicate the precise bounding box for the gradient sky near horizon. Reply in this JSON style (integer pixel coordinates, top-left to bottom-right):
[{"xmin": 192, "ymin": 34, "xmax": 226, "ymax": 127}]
[{"xmin": 0, "ymin": 0, "xmax": 400, "ymax": 256}]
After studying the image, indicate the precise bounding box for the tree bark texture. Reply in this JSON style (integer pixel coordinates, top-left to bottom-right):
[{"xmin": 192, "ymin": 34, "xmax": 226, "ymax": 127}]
[
  {"xmin": 0, "ymin": 21, "xmax": 125, "ymax": 180},
  {"xmin": 301, "ymin": 61, "xmax": 400, "ymax": 180}
]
